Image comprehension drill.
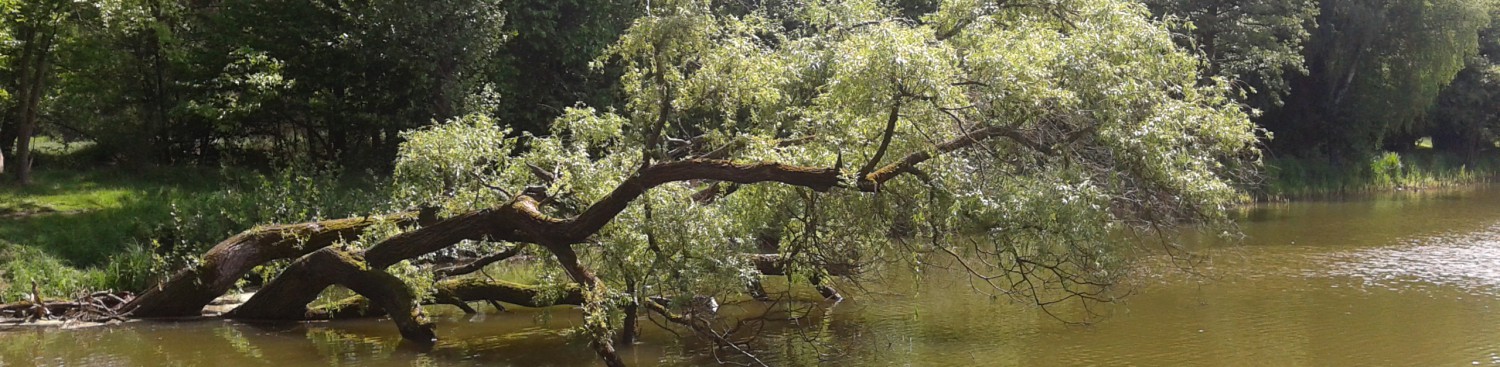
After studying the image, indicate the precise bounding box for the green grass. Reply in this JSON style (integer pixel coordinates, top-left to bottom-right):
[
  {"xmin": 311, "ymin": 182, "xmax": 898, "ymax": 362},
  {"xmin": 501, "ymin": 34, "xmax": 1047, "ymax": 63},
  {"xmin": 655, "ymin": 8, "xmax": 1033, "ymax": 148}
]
[
  {"xmin": 0, "ymin": 169, "xmax": 210, "ymax": 266},
  {"xmin": 0, "ymin": 162, "xmax": 389, "ymax": 302}
]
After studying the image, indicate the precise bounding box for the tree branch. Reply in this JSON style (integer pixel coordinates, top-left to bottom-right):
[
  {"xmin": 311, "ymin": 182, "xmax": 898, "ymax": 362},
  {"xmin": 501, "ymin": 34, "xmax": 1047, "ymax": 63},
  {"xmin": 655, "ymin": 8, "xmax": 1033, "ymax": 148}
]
[
  {"xmin": 564, "ymin": 160, "xmax": 841, "ymax": 242},
  {"xmin": 859, "ymin": 125, "xmax": 1009, "ymax": 191},
  {"xmin": 432, "ymin": 243, "xmax": 529, "ymax": 279},
  {"xmin": 858, "ymin": 100, "xmax": 903, "ymax": 178}
]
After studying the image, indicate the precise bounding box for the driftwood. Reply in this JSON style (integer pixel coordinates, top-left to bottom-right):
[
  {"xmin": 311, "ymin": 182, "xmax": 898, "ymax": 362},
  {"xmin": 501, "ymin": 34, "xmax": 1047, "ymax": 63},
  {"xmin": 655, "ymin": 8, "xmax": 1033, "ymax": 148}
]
[{"xmin": 1, "ymin": 291, "xmax": 135, "ymax": 322}]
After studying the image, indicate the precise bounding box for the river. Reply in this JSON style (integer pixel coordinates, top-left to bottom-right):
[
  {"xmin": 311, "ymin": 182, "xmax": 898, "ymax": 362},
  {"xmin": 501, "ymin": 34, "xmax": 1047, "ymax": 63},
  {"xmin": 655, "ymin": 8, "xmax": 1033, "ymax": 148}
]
[{"xmin": 7, "ymin": 187, "xmax": 1500, "ymax": 366}]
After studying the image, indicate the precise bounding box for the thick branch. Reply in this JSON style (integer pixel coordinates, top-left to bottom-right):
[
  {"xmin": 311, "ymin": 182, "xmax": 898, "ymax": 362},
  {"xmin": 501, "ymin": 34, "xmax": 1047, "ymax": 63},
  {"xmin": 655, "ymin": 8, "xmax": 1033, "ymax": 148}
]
[
  {"xmin": 565, "ymin": 160, "xmax": 840, "ymax": 242},
  {"xmin": 231, "ymin": 205, "xmax": 539, "ymax": 323},
  {"xmin": 858, "ymin": 100, "xmax": 903, "ymax": 178},
  {"xmin": 545, "ymin": 244, "xmax": 626, "ymax": 367},
  {"xmin": 124, "ymin": 212, "xmax": 419, "ymax": 317},
  {"xmin": 225, "ymin": 248, "xmax": 435, "ymax": 342},
  {"xmin": 364, "ymin": 209, "xmax": 528, "ymax": 268},
  {"xmin": 435, "ymin": 277, "xmax": 584, "ymax": 307},
  {"xmin": 308, "ymin": 278, "xmax": 585, "ymax": 319}
]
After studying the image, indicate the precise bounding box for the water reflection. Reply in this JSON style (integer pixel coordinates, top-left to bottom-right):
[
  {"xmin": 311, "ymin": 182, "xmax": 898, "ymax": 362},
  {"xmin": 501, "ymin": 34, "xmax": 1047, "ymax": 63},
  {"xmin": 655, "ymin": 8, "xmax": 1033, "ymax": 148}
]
[{"xmin": 1323, "ymin": 224, "xmax": 1500, "ymax": 294}]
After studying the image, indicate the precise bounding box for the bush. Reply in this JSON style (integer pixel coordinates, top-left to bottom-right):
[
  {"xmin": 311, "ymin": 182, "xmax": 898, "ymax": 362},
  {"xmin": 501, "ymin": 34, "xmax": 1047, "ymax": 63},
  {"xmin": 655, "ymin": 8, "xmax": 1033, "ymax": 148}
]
[{"xmin": 1370, "ymin": 152, "xmax": 1404, "ymax": 187}]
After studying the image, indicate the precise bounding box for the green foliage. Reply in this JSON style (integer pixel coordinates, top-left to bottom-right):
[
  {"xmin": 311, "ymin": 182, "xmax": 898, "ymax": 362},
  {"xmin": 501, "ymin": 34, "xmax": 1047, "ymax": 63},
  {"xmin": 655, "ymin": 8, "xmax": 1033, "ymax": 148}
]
[
  {"xmin": 1427, "ymin": 6, "xmax": 1500, "ymax": 155},
  {"xmin": 1144, "ymin": 0, "xmax": 1319, "ymax": 107},
  {"xmin": 1264, "ymin": 150, "xmax": 1493, "ymax": 198},
  {"xmin": 391, "ymin": 114, "xmax": 519, "ymax": 214},
  {"xmin": 2, "ymin": 0, "xmax": 515, "ymax": 168},
  {"xmin": 204, "ymin": 0, "xmax": 509, "ymax": 165},
  {"xmin": 393, "ymin": 0, "xmax": 1260, "ymax": 315},
  {"xmin": 1270, "ymin": 0, "xmax": 1494, "ymax": 157},
  {"xmin": 0, "ymin": 164, "xmax": 387, "ymax": 300},
  {"xmin": 1369, "ymin": 151, "xmax": 1403, "ymax": 187},
  {"xmin": 0, "ymin": 241, "xmax": 111, "ymax": 301},
  {"xmin": 490, "ymin": 0, "xmax": 638, "ymax": 135}
]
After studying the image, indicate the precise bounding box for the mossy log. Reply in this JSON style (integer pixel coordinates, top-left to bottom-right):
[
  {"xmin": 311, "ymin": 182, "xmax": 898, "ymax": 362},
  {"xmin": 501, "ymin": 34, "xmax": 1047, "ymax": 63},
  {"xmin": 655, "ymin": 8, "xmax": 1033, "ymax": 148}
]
[
  {"xmin": 122, "ymin": 212, "xmax": 420, "ymax": 318},
  {"xmin": 226, "ymin": 209, "xmax": 522, "ymax": 313}
]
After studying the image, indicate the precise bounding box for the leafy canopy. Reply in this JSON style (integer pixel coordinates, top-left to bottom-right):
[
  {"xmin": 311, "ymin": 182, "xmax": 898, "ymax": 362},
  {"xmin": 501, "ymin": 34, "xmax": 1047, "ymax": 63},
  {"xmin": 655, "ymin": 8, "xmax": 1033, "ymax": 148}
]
[{"xmin": 394, "ymin": 0, "xmax": 1259, "ymax": 305}]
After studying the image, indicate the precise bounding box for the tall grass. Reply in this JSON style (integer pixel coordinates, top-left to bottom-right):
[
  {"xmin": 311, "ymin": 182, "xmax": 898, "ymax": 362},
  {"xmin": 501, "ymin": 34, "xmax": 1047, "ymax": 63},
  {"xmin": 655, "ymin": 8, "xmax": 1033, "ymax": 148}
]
[{"xmin": 1262, "ymin": 150, "xmax": 1496, "ymax": 200}]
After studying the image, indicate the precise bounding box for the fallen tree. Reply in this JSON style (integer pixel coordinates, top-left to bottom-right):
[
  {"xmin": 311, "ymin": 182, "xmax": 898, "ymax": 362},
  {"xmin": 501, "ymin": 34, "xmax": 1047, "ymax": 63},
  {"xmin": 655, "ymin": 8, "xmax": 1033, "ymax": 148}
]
[
  {"xmin": 122, "ymin": 212, "xmax": 424, "ymax": 317},
  {"xmin": 35, "ymin": 1, "xmax": 1261, "ymax": 365}
]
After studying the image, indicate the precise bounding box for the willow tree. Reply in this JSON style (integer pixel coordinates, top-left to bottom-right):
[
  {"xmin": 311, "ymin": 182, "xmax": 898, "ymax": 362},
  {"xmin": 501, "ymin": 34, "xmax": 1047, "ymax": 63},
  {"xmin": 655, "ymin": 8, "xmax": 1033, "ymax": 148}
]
[
  {"xmin": 1269, "ymin": 0, "xmax": 1492, "ymax": 157},
  {"xmin": 125, "ymin": 0, "xmax": 1258, "ymax": 365}
]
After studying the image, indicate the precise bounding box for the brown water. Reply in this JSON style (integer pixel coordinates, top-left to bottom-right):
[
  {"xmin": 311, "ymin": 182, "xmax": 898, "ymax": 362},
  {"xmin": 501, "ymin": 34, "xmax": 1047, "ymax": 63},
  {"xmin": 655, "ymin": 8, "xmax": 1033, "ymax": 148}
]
[{"xmin": 8, "ymin": 188, "xmax": 1500, "ymax": 366}]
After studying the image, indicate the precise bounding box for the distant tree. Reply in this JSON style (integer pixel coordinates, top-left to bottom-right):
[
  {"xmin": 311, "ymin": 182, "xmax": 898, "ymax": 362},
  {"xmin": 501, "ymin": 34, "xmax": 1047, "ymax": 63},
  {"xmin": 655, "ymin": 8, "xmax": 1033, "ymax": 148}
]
[
  {"xmin": 178, "ymin": 0, "xmax": 508, "ymax": 166},
  {"xmin": 1143, "ymin": 0, "xmax": 1319, "ymax": 109},
  {"xmin": 0, "ymin": 0, "xmax": 79, "ymax": 184},
  {"xmin": 1427, "ymin": 6, "xmax": 1500, "ymax": 158},
  {"xmin": 488, "ymin": 0, "xmax": 639, "ymax": 136},
  {"xmin": 0, "ymin": 0, "xmax": 10, "ymax": 175},
  {"xmin": 23, "ymin": 0, "xmax": 510, "ymax": 167},
  {"xmin": 1269, "ymin": 0, "xmax": 1491, "ymax": 158}
]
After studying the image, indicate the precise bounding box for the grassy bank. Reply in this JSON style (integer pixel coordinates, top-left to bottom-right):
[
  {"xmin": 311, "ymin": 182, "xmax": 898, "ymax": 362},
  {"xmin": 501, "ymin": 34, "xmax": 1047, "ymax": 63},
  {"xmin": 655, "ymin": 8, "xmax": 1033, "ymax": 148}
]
[
  {"xmin": 0, "ymin": 160, "xmax": 387, "ymax": 302},
  {"xmin": 1262, "ymin": 150, "xmax": 1498, "ymax": 200}
]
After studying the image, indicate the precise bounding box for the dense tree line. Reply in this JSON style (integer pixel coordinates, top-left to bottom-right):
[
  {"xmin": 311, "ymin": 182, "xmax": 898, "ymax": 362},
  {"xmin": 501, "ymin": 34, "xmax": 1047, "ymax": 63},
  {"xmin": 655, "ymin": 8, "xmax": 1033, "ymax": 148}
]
[
  {"xmin": 1, "ymin": 0, "xmax": 1498, "ymax": 180},
  {"xmin": 0, "ymin": 0, "xmax": 632, "ymax": 181}
]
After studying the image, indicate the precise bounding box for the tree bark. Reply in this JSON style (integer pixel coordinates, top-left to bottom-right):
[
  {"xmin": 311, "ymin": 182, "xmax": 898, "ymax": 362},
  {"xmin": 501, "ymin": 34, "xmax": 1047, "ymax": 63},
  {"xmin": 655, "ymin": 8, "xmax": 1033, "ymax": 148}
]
[
  {"xmin": 433, "ymin": 277, "xmax": 584, "ymax": 307},
  {"xmin": 364, "ymin": 209, "xmax": 527, "ymax": 267},
  {"xmin": 225, "ymin": 248, "xmax": 436, "ymax": 342},
  {"xmin": 123, "ymin": 212, "xmax": 419, "ymax": 317}
]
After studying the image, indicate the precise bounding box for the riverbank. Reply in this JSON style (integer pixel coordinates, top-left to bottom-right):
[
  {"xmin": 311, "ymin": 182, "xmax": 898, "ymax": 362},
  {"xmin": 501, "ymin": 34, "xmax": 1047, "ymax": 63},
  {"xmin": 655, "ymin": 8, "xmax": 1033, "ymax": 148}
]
[
  {"xmin": 3, "ymin": 148, "xmax": 1494, "ymax": 305},
  {"xmin": 12, "ymin": 186, "xmax": 1500, "ymax": 365},
  {"xmin": 1259, "ymin": 150, "xmax": 1498, "ymax": 201},
  {"xmin": 0, "ymin": 159, "xmax": 386, "ymax": 303}
]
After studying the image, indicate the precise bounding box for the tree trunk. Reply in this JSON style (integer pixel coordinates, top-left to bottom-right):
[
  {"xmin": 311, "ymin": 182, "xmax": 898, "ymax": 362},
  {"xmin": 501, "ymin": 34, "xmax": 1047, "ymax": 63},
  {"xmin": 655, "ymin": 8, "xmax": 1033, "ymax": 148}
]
[
  {"xmin": 222, "ymin": 207, "xmax": 527, "ymax": 340},
  {"xmin": 13, "ymin": 104, "xmax": 34, "ymax": 185},
  {"xmin": 226, "ymin": 248, "xmax": 436, "ymax": 342},
  {"xmin": 432, "ymin": 277, "xmax": 584, "ymax": 307},
  {"xmin": 123, "ymin": 212, "xmax": 419, "ymax": 317},
  {"xmin": 13, "ymin": 15, "xmax": 60, "ymax": 186},
  {"xmin": 0, "ymin": 113, "xmax": 14, "ymax": 161}
]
